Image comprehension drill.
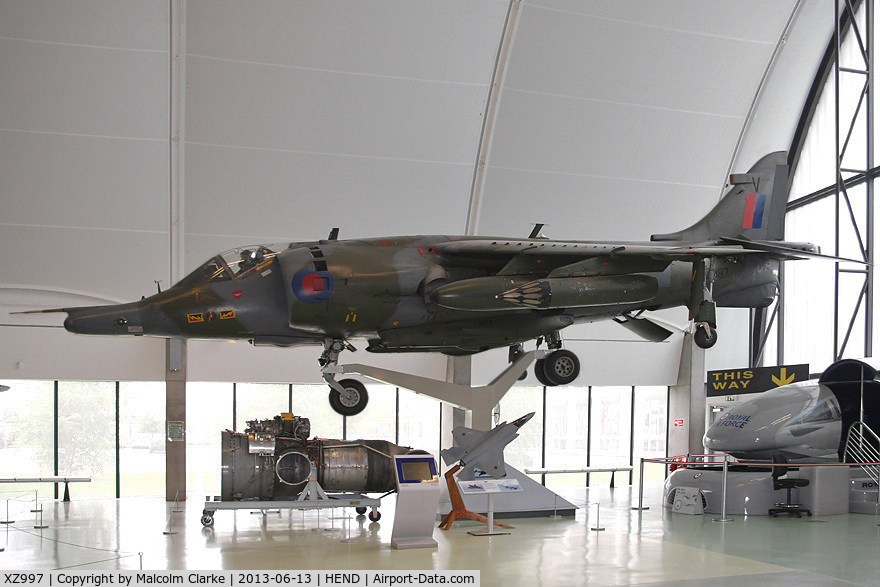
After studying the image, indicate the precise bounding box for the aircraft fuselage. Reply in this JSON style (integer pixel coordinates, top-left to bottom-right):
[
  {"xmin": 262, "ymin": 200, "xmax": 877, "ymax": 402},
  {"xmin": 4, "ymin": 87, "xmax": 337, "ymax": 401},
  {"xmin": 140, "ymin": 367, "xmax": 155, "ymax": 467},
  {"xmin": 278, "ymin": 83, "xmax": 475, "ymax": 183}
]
[{"xmin": 62, "ymin": 235, "xmax": 779, "ymax": 355}]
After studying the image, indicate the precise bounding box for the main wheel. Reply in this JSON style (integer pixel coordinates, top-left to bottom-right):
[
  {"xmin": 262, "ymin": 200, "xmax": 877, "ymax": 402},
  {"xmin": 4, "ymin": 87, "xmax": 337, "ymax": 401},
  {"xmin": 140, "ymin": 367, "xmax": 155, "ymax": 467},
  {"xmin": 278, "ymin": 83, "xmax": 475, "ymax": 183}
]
[
  {"xmin": 200, "ymin": 513, "xmax": 214, "ymax": 527},
  {"xmin": 534, "ymin": 359, "xmax": 553, "ymax": 386},
  {"xmin": 694, "ymin": 325, "xmax": 717, "ymax": 349},
  {"xmin": 368, "ymin": 509, "xmax": 381, "ymax": 522},
  {"xmin": 542, "ymin": 350, "xmax": 580, "ymax": 386},
  {"xmin": 329, "ymin": 379, "xmax": 369, "ymax": 416},
  {"xmin": 355, "ymin": 507, "xmax": 368, "ymax": 516}
]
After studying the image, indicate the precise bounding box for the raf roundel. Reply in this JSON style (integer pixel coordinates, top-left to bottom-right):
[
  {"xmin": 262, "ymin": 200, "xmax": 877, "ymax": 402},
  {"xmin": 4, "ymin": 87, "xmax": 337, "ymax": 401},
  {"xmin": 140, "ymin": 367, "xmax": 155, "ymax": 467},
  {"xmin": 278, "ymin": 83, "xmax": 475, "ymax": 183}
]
[{"xmin": 292, "ymin": 267, "xmax": 335, "ymax": 304}]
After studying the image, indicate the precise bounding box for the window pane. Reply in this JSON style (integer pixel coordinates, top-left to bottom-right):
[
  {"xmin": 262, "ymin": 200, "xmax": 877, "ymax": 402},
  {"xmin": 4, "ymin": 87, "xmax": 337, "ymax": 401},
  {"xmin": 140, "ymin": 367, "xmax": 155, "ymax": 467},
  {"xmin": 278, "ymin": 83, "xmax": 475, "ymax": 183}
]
[
  {"xmin": 589, "ymin": 386, "xmax": 632, "ymax": 487},
  {"xmin": 544, "ymin": 386, "xmax": 589, "ymax": 493},
  {"xmin": 345, "ymin": 384, "xmax": 396, "ymax": 443},
  {"xmin": 398, "ymin": 390, "xmax": 440, "ymax": 458},
  {"xmin": 186, "ymin": 382, "xmax": 233, "ymax": 497},
  {"xmin": 58, "ymin": 381, "xmax": 116, "ymax": 498},
  {"xmin": 497, "ymin": 386, "xmax": 543, "ymax": 482},
  {"xmin": 784, "ymin": 202, "xmax": 836, "ymax": 367},
  {"xmin": 632, "ymin": 386, "xmax": 667, "ymax": 485},
  {"xmin": 119, "ymin": 382, "xmax": 165, "ymax": 497},
  {"xmin": 0, "ymin": 381, "xmax": 54, "ymax": 498},
  {"xmin": 290, "ymin": 384, "xmax": 343, "ymax": 438},
  {"xmin": 236, "ymin": 383, "xmax": 289, "ymax": 430}
]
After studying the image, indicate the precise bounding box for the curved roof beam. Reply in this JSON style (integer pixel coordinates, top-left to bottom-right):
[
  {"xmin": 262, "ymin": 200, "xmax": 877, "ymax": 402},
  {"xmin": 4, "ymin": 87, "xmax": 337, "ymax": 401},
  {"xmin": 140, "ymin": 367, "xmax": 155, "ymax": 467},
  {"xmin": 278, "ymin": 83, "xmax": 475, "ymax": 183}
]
[
  {"xmin": 724, "ymin": 0, "xmax": 806, "ymax": 200},
  {"xmin": 466, "ymin": 0, "xmax": 522, "ymax": 236}
]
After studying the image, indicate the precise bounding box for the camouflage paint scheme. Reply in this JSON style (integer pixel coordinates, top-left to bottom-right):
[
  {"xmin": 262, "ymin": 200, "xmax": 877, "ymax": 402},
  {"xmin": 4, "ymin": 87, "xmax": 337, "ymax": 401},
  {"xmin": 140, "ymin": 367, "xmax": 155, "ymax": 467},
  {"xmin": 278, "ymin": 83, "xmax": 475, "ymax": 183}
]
[{"xmin": 60, "ymin": 152, "xmax": 815, "ymax": 357}]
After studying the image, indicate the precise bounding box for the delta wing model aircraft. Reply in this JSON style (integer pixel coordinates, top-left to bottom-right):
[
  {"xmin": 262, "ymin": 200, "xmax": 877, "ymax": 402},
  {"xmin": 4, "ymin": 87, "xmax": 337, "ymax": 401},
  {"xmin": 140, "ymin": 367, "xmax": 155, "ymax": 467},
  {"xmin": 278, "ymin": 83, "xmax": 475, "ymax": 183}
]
[{"xmin": 20, "ymin": 152, "xmax": 823, "ymax": 416}]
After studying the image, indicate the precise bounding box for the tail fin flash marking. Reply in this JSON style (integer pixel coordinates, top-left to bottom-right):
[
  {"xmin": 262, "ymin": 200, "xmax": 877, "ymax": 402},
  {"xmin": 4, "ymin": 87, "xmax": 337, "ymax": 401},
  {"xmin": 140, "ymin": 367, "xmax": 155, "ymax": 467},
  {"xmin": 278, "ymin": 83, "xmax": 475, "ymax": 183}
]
[{"xmin": 742, "ymin": 193, "xmax": 767, "ymax": 229}]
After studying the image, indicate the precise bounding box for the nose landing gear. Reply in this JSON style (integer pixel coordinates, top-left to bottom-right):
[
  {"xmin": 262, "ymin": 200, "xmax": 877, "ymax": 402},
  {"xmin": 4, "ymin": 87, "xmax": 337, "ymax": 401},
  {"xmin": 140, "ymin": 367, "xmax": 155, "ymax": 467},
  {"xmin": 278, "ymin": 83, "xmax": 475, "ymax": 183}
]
[{"xmin": 320, "ymin": 339, "xmax": 370, "ymax": 416}]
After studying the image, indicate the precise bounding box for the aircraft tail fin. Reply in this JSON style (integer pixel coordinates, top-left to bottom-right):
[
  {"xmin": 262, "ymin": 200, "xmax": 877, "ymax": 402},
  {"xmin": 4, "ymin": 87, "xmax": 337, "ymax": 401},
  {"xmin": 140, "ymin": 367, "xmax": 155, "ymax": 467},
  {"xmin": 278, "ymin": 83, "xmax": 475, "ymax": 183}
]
[{"xmin": 651, "ymin": 151, "xmax": 789, "ymax": 243}]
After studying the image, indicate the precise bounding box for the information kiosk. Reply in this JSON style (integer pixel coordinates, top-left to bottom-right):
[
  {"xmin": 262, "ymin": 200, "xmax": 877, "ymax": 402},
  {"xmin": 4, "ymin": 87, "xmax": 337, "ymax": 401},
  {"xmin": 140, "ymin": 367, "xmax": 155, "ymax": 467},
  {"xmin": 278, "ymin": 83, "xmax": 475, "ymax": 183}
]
[{"xmin": 390, "ymin": 455, "xmax": 441, "ymax": 549}]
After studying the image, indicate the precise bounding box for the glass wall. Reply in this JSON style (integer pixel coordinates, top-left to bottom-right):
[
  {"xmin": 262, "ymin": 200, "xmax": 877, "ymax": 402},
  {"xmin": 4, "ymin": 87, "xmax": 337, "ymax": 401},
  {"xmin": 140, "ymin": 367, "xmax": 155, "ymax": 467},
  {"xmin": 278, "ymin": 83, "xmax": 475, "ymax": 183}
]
[
  {"xmin": 345, "ymin": 384, "xmax": 396, "ymax": 443},
  {"xmin": 0, "ymin": 379, "xmax": 669, "ymax": 501},
  {"xmin": 497, "ymin": 386, "xmax": 544, "ymax": 481},
  {"xmin": 544, "ymin": 386, "xmax": 589, "ymax": 491},
  {"xmin": 0, "ymin": 381, "xmax": 54, "ymax": 499},
  {"xmin": 632, "ymin": 386, "xmax": 668, "ymax": 484},
  {"xmin": 236, "ymin": 383, "xmax": 289, "ymax": 430},
  {"xmin": 398, "ymin": 390, "xmax": 441, "ymax": 457},
  {"xmin": 781, "ymin": 1, "xmax": 876, "ymax": 367},
  {"xmin": 291, "ymin": 384, "xmax": 343, "ymax": 438},
  {"xmin": 58, "ymin": 381, "xmax": 116, "ymax": 497},
  {"xmin": 119, "ymin": 381, "xmax": 165, "ymax": 497},
  {"xmin": 186, "ymin": 382, "xmax": 233, "ymax": 498},
  {"xmin": 589, "ymin": 386, "xmax": 632, "ymax": 487}
]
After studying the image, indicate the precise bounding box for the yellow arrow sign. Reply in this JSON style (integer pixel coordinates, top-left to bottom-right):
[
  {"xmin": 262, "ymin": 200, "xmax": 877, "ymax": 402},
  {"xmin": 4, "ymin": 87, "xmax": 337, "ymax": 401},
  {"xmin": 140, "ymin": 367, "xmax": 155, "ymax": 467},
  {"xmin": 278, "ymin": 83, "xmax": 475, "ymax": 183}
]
[{"xmin": 771, "ymin": 367, "xmax": 796, "ymax": 387}]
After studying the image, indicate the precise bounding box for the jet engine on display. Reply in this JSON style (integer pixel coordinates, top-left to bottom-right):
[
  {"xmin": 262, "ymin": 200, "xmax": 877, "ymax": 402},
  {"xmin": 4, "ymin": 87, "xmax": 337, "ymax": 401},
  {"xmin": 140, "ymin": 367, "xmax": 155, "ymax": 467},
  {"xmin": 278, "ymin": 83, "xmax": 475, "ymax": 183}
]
[{"xmin": 220, "ymin": 413, "xmax": 413, "ymax": 503}]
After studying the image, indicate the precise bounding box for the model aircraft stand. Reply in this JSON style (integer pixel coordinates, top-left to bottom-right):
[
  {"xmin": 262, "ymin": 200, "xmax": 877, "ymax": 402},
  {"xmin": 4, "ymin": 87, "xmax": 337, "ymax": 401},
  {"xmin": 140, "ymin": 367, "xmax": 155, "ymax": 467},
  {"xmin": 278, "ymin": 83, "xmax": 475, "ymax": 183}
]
[
  {"xmin": 200, "ymin": 464, "xmax": 382, "ymax": 527},
  {"xmin": 328, "ymin": 350, "xmax": 537, "ymax": 428},
  {"xmin": 438, "ymin": 464, "xmax": 514, "ymax": 532}
]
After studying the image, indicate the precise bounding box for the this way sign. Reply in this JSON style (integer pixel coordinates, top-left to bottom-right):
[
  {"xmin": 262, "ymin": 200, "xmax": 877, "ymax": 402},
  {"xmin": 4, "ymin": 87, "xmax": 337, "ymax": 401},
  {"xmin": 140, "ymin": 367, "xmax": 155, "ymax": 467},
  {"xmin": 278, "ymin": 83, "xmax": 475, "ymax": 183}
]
[{"xmin": 706, "ymin": 364, "xmax": 809, "ymax": 397}]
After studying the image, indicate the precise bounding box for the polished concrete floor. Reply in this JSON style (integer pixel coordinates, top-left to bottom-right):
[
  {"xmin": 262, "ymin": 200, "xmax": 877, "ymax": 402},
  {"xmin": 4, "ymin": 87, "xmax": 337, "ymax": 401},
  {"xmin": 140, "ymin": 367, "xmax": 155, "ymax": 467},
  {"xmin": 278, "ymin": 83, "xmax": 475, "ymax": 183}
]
[{"xmin": 2, "ymin": 484, "xmax": 880, "ymax": 586}]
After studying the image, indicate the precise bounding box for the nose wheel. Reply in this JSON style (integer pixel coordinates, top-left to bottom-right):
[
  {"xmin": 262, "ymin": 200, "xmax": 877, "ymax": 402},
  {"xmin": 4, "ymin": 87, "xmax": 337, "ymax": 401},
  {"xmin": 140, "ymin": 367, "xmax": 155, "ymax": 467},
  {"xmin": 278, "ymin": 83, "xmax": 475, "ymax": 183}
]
[
  {"xmin": 328, "ymin": 378, "xmax": 369, "ymax": 416},
  {"xmin": 320, "ymin": 338, "xmax": 369, "ymax": 416}
]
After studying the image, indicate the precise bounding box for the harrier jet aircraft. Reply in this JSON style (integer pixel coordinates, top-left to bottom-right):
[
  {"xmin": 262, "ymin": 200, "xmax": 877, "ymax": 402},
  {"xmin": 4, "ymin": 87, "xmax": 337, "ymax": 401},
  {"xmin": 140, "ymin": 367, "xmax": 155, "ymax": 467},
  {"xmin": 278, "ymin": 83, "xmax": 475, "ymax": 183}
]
[{"xmin": 21, "ymin": 152, "xmax": 821, "ymax": 415}]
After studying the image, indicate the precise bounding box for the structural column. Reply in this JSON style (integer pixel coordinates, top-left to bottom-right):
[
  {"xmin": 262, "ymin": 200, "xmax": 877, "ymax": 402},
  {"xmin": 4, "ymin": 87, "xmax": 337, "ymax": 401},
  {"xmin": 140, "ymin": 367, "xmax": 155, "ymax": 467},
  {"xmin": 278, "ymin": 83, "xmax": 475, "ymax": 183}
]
[
  {"xmin": 441, "ymin": 355, "xmax": 474, "ymax": 452},
  {"xmin": 165, "ymin": 338, "xmax": 187, "ymax": 502},
  {"xmin": 667, "ymin": 334, "xmax": 707, "ymax": 457}
]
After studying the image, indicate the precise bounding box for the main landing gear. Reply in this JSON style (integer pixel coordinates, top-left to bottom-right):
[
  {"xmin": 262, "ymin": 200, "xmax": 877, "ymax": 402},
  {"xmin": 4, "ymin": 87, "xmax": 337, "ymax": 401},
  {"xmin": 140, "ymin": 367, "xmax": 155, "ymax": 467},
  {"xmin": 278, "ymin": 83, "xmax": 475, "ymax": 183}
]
[
  {"xmin": 520, "ymin": 333, "xmax": 581, "ymax": 387},
  {"xmin": 691, "ymin": 257, "xmax": 718, "ymax": 350},
  {"xmin": 320, "ymin": 339, "xmax": 369, "ymax": 417}
]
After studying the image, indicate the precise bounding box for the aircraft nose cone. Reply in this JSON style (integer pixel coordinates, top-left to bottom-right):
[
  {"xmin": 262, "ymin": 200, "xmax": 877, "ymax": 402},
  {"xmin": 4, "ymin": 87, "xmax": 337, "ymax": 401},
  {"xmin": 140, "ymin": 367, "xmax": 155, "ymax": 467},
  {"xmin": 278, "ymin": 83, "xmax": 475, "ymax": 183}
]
[
  {"xmin": 703, "ymin": 418, "xmax": 754, "ymax": 452},
  {"xmin": 63, "ymin": 302, "xmax": 145, "ymax": 335}
]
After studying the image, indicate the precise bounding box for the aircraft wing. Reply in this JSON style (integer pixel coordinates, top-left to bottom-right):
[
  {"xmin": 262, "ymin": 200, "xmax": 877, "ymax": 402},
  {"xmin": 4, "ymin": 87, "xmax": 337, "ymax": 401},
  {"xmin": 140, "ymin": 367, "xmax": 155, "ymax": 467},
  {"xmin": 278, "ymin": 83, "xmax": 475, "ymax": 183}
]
[{"xmin": 431, "ymin": 238, "xmax": 815, "ymax": 262}]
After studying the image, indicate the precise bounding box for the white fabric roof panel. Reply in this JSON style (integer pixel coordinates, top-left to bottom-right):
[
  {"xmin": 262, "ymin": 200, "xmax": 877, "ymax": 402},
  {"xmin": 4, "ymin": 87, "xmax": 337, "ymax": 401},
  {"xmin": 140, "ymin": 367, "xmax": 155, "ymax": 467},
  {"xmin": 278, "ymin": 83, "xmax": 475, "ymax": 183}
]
[
  {"xmin": 183, "ymin": 1, "xmax": 510, "ymax": 265},
  {"xmin": 476, "ymin": 0, "xmax": 801, "ymax": 239},
  {"xmin": 0, "ymin": 2, "xmax": 169, "ymax": 306}
]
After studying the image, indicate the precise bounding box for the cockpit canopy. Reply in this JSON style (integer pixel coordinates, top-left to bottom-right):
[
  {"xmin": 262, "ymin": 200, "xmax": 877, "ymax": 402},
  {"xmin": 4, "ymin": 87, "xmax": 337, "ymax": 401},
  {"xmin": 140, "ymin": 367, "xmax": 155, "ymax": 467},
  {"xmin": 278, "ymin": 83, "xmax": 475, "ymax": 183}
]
[{"xmin": 179, "ymin": 244, "xmax": 289, "ymax": 288}]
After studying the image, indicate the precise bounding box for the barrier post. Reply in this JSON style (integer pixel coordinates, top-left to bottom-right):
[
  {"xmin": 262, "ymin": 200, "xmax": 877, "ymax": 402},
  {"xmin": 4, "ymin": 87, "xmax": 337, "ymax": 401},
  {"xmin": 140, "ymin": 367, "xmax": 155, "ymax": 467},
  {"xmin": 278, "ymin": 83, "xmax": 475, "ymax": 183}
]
[
  {"xmin": 1, "ymin": 499, "xmax": 13, "ymax": 524},
  {"xmin": 632, "ymin": 458, "xmax": 649, "ymax": 511},
  {"xmin": 712, "ymin": 454, "xmax": 733, "ymax": 522}
]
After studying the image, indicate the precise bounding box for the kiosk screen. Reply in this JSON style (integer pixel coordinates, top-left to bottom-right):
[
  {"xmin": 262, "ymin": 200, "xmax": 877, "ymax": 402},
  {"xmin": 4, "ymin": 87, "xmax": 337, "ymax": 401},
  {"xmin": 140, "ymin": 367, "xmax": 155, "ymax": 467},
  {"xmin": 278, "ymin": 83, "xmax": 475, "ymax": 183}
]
[{"xmin": 396, "ymin": 458, "xmax": 438, "ymax": 483}]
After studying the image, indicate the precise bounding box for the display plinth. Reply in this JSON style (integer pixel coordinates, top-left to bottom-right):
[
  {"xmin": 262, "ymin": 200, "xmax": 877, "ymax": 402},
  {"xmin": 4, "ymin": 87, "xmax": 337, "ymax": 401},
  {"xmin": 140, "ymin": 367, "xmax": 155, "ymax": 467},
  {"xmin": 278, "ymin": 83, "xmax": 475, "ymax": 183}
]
[{"xmin": 391, "ymin": 455, "xmax": 441, "ymax": 550}]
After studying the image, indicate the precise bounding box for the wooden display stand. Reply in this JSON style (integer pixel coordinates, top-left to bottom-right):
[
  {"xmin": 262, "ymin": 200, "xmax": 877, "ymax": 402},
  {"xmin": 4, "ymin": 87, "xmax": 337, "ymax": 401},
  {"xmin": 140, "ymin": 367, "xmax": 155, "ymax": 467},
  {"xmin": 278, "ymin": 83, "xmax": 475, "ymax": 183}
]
[{"xmin": 438, "ymin": 465, "xmax": 514, "ymax": 531}]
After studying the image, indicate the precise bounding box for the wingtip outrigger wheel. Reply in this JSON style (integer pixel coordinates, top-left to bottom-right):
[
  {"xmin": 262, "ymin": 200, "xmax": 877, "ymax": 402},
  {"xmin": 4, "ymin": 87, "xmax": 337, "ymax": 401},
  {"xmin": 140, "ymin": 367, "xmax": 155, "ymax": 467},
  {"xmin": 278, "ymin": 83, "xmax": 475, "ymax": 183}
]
[
  {"xmin": 693, "ymin": 299, "xmax": 717, "ymax": 349},
  {"xmin": 694, "ymin": 323, "xmax": 718, "ymax": 349},
  {"xmin": 508, "ymin": 344, "xmax": 528, "ymax": 381}
]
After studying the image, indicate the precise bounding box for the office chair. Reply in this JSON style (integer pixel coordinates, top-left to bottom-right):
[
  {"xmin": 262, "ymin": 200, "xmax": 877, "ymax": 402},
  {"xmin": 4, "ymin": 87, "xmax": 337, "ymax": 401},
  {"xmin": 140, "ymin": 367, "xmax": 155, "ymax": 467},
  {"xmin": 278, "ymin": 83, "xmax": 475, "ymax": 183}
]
[{"xmin": 768, "ymin": 458, "xmax": 812, "ymax": 518}]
